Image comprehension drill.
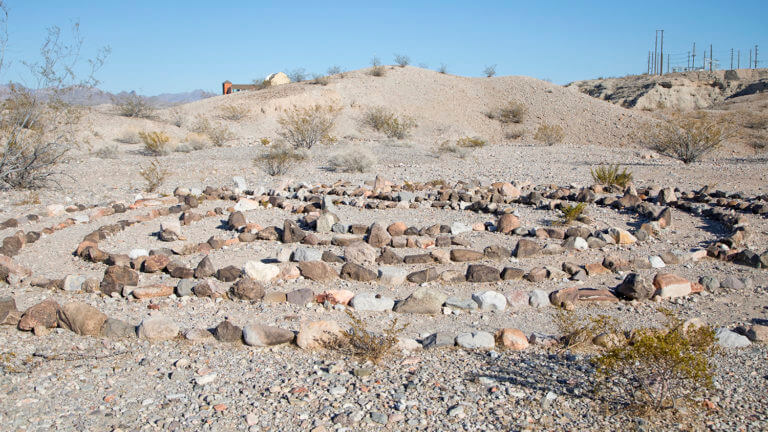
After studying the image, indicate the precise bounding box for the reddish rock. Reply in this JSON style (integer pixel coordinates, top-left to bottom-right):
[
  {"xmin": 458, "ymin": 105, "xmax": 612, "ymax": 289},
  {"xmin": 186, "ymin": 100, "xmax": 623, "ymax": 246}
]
[
  {"xmin": 141, "ymin": 255, "xmax": 170, "ymax": 273},
  {"xmin": 18, "ymin": 299, "xmax": 60, "ymax": 331},
  {"xmin": 132, "ymin": 284, "xmax": 174, "ymax": 299},
  {"xmin": 549, "ymin": 287, "xmax": 619, "ymax": 307},
  {"xmin": 653, "ymin": 273, "xmax": 692, "ymax": 298},
  {"xmin": 387, "ymin": 222, "xmax": 407, "ymax": 237},
  {"xmin": 298, "ymin": 261, "xmax": 337, "ymax": 282},
  {"xmin": 496, "ymin": 328, "xmax": 529, "ymax": 350},
  {"xmin": 497, "ymin": 214, "xmax": 520, "ymax": 234}
]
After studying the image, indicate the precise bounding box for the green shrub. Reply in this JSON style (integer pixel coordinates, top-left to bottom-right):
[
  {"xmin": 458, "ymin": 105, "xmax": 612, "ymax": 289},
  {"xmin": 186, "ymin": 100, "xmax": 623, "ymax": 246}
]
[
  {"xmin": 593, "ymin": 311, "xmax": 717, "ymax": 413},
  {"xmin": 557, "ymin": 202, "xmax": 586, "ymax": 225},
  {"xmin": 277, "ymin": 105, "xmax": 339, "ymax": 149},
  {"xmin": 139, "ymin": 159, "xmax": 169, "ymax": 192},
  {"xmin": 363, "ymin": 107, "xmax": 416, "ymax": 139},
  {"xmin": 456, "ymin": 136, "xmax": 486, "ymax": 148},
  {"xmin": 534, "ymin": 123, "xmax": 565, "ymax": 145},
  {"xmin": 590, "ymin": 164, "xmax": 633, "ymax": 188},
  {"xmin": 255, "ymin": 143, "xmax": 306, "ymax": 176}
]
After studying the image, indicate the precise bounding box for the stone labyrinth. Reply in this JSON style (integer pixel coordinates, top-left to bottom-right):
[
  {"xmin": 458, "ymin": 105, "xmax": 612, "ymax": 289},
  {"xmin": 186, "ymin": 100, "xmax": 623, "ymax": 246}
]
[{"xmin": 1, "ymin": 176, "xmax": 767, "ymax": 351}]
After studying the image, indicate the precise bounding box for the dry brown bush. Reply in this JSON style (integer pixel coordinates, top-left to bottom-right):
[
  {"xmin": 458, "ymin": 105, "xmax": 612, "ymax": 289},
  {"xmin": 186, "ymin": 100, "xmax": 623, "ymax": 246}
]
[
  {"xmin": 114, "ymin": 128, "xmax": 140, "ymax": 144},
  {"xmin": 641, "ymin": 112, "xmax": 728, "ymax": 163},
  {"xmin": 254, "ymin": 143, "xmax": 306, "ymax": 176},
  {"xmin": 369, "ymin": 57, "xmax": 386, "ymax": 77},
  {"xmin": 113, "ymin": 93, "xmax": 155, "ymax": 119},
  {"xmin": 219, "ymin": 103, "xmax": 250, "ymax": 121},
  {"xmin": 277, "ymin": 105, "xmax": 339, "ymax": 149},
  {"xmin": 534, "ymin": 123, "xmax": 565, "ymax": 145},
  {"xmin": 362, "ymin": 107, "xmax": 416, "ymax": 139},
  {"xmin": 328, "ymin": 149, "xmax": 375, "ymax": 173},
  {"xmin": 324, "ymin": 309, "xmax": 408, "ymax": 364},
  {"xmin": 191, "ymin": 116, "xmax": 235, "ymax": 147}
]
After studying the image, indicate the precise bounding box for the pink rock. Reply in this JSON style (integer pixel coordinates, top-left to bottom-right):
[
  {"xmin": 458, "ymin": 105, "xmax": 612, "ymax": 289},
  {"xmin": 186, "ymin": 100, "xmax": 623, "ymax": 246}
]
[
  {"xmin": 316, "ymin": 289, "xmax": 354, "ymax": 305},
  {"xmin": 496, "ymin": 328, "xmax": 529, "ymax": 350}
]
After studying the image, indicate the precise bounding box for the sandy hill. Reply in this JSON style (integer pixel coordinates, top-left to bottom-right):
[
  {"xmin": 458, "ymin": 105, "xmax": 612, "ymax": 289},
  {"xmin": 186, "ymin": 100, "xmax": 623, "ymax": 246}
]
[
  {"xmin": 89, "ymin": 66, "xmax": 649, "ymax": 148},
  {"xmin": 566, "ymin": 68, "xmax": 768, "ymax": 111}
]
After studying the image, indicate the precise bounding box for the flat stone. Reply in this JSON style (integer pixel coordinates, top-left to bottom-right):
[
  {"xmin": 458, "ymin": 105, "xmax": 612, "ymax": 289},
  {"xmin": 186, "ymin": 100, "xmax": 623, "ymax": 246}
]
[
  {"xmin": 422, "ymin": 332, "xmax": 455, "ymax": 349},
  {"xmin": 132, "ymin": 284, "xmax": 174, "ymax": 299},
  {"xmin": 298, "ymin": 261, "xmax": 338, "ymax": 282},
  {"xmin": 137, "ymin": 316, "xmax": 179, "ymax": 341},
  {"xmin": 57, "ymin": 302, "xmax": 107, "ymax": 336},
  {"xmin": 455, "ymin": 331, "xmax": 495, "ymax": 349},
  {"xmin": 216, "ymin": 265, "xmax": 242, "ymax": 282},
  {"xmin": 286, "ymin": 288, "xmax": 314, "ymax": 305},
  {"xmin": 340, "ymin": 262, "xmax": 378, "ymax": 282},
  {"xmin": 501, "ymin": 267, "xmax": 525, "ymax": 280},
  {"xmin": 406, "ymin": 268, "xmax": 439, "ymax": 284},
  {"xmin": 715, "ymin": 328, "xmax": 751, "ymax": 348},
  {"xmin": 394, "ymin": 287, "xmax": 447, "ymax": 314},
  {"xmin": 450, "ymin": 249, "xmax": 484, "ymax": 262},
  {"xmin": 243, "ymin": 324, "xmax": 294, "ymax": 346},
  {"xmin": 466, "ymin": 264, "xmax": 501, "ymax": 283},
  {"xmin": 101, "ymin": 318, "xmax": 136, "ymax": 338},
  {"xmin": 653, "ymin": 273, "xmax": 692, "ymax": 299},
  {"xmin": 549, "ymin": 287, "xmax": 619, "ymax": 307},
  {"xmin": 349, "ymin": 292, "xmax": 395, "ymax": 312},
  {"xmin": 316, "ymin": 289, "xmax": 354, "ymax": 305},
  {"xmin": 515, "ymin": 239, "xmax": 541, "ymax": 258},
  {"xmin": 528, "ymin": 289, "xmax": 550, "ymax": 308},
  {"xmin": 292, "ymin": 247, "xmax": 323, "ymax": 262},
  {"xmin": 344, "ymin": 242, "xmax": 378, "ymax": 265},
  {"xmin": 444, "ymin": 297, "xmax": 478, "ymax": 310}
]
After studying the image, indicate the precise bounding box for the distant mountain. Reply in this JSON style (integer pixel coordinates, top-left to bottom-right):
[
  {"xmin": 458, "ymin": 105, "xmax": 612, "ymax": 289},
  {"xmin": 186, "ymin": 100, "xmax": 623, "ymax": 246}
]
[{"xmin": 0, "ymin": 84, "xmax": 215, "ymax": 107}]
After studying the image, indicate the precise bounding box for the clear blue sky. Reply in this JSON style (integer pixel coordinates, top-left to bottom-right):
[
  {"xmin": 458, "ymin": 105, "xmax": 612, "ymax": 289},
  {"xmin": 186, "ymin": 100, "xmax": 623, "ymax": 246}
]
[{"xmin": 3, "ymin": 0, "xmax": 767, "ymax": 95}]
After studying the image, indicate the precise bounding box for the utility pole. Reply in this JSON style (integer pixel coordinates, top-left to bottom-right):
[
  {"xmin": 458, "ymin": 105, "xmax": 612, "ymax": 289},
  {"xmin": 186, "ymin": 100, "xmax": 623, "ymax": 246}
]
[
  {"xmin": 653, "ymin": 31, "xmax": 659, "ymax": 74},
  {"xmin": 687, "ymin": 51, "xmax": 691, "ymax": 70},
  {"xmin": 659, "ymin": 30, "xmax": 664, "ymax": 75},
  {"xmin": 731, "ymin": 48, "xmax": 734, "ymax": 70},
  {"xmin": 710, "ymin": 44, "xmax": 713, "ymax": 71},
  {"xmin": 692, "ymin": 42, "xmax": 696, "ymax": 70},
  {"xmin": 647, "ymin": 51, "xmax": 651, "ymax": 74}
]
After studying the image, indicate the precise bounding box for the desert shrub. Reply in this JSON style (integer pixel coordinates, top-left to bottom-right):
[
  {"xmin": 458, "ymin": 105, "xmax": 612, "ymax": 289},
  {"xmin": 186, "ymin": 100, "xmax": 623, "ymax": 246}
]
[
  {"xmin": 437, "ymin": 63, "xmax": 448, "ymax": 74},
  {"xmin": 394, "ymin": 54, "xmax": 410, "ymax": 67},
  {"xmin": 748, "ymin": 130, "xmax": 767, "ymax": 151},
  {"xmin": 277, "ymin": 105, "xmax": 339, "ymax": 149},
  {"xmin": 254, "ymin": 142, "xmax": 306, "ymax": 176},
  {"xmin": 114, "ymin": 128, "xmax": 140, "ymax": 144},
  {"xmin": 489, "ymin": 101, "xmax": 527, "ymax": 124},
  {"xmin": 328, "ymin": 150, "xmax": 375, "ymax": 173},
  {"xmin": 168, "ymin": 108, "xmax": 184, "ymax": 127},
  {"xmin": 287, "ymin": 68, "xmax": 306, "ymax": 82},
  {"xmin": 327, "ymin": 65, "xmax": 343, "ymax": 77},
  {"xmin": 593, "ymin": 311, "xmax": 717, "ymax": 413},
  {"xmin": 0, "ymin": 18, "xmax": 107, "ymax": 190},
  {"xmin": 362, "ymin": 107, "xmax": 417, "ymax": 139},
  {"xmin": 183, "ymin": 132, "xmax": 209, "ymax": 151},
  {"xmin": 259, "ymin": 137, "xmax": 271, "ymax": 146},
  {"xmin": 324, "ymin": 310, "xmax": 408, "ymax": 364},
  {"xmin": 113, "ymin": 93, "xmax": 155, "ymax": 119},
  {"xmin": 456, "ymin": 136, "xmax": 487, "ymax": 148},
  {"xmin": 138, "ymin": 131, "xmax": 172, "ymax": 156},
  {"xmin": 534, "ymin": 123, "xmax": 565, "ymax": 145},
  {"xmin": 251, "ymin": 78, "xmax": 272, "ymax": 90},
  {"xmin": 93, "ymin": 143, "xmax": 120, "ymax": 159},
  {"xmin": 370, "ymin": 57, "xmax": 385, "ymax": 77},
  {"xmin": 311, "ymin": 74, "xmax": 330, "ymax": 86},
  {"xmin": 436, "ymin": 140, "xmax": 467, "ymax": 158},
  {"xmin": 139, "ymin": 159, "xmax": 169, "ymax": 192},
  {"xmin": 191, "ymin": 116, "xmax": 235, "ymax": 147},
  {"xmin": 590, "ymin": 164, "xmax": 633, "ymax": 188},
  {"xmin": 642, "ymin": 113, "xmax": 728, "ymax": 163},
  {"xmin": 554, "ymin": 308, "xmax": 622, "ymax": 351},
  {"xmin": 557, "ymin": 202, "xmax": 586, "ymax": 225},
  {"xmin": 219, "ymin": 103, "xmax": 249, "ymax": 121},
  {"xmin": 741, "ymin": 112, "xmax": 768, "ymax": 130},
  {"xmin": 505, "ymin": 127, "xmax": 526, "ymax": 140},
  {"xmin": 483, "ymin": 64, "xmax": 497, "ymax": 77}
]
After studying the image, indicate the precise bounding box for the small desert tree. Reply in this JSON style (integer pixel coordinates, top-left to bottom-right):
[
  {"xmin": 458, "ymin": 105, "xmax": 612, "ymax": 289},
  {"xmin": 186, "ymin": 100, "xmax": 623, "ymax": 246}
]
[
  {"xmin": 393, "ymin": 54, "xmax": 410, "ymax": 67},
  {"xmin": 370, "ymin": 56, "xmax": 385, "ymax": 77},
  {"xmin": 0, "ymin": 6, "xmax": 108, "ymax": 189},
  {"xmin": 113, "ymin": 92, "xmax": 154, "ymax": 118},
  {"xmin": 483, "ymin": 64, "xmax": 497, "ymax": 77}
]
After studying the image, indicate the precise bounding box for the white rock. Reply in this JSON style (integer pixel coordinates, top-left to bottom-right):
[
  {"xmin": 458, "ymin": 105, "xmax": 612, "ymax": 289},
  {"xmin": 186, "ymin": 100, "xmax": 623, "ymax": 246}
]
[
  {"xmin": 129, "ymin": 249, "xmax": 149, "ymax": 260},
  {"xmin": 378, "ymin": 267, "xmax": 408, "ymax": 285},
  {"xmin": 715, "ymin": 328, "xmax": 751, "ymax": 348},
  {"xmin": 572, "ymin": 237, "xmax": 588, "ymax": 251},
  {"xmin": 232, "ymin": 176, "xmax": 247, "ymax": 191},
  {"xmin": 196, "ymin": 373, "xmax": 217, "ymax": 386},
  {"xmin": 450, "ymin": 222, "xmax": 472, "ymax": 235},
  {"xmin": 242, "ymin": 261, "xmax": 280, "ymax": 283},
  {"xmin": 528, "ymin": 290, "xmax": 550, "ymax": 308},
  {"xmin": 292, "ymin": 247, "xmax": 323, "ymax": 262},
  {"xmin": 137, "ymin": 317, "xmax": 179, "ymax": 341},
  {"xmin": 233, "ymin": 198, "xmax": 260, "ymax": 212},
  {"xmin": 62, "ymin": 274, "xmax": 87, "ymax": 292},
  {"xmin": 648, "ymin": 256, "xmax": 666, "ymax": 268},
  {"xmin": 471, "ymin": 291, "xmax": 507, "ymax": 311},
  {"xmin": 160, "ymin": 220, "xmax": 182, "ymax": 237}
]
